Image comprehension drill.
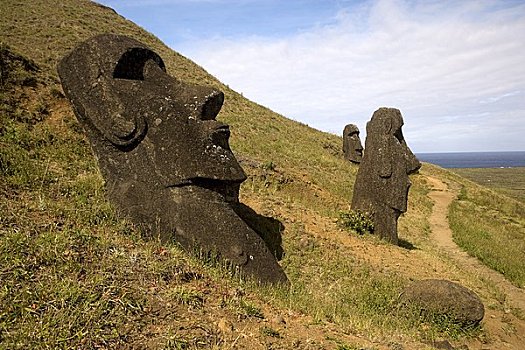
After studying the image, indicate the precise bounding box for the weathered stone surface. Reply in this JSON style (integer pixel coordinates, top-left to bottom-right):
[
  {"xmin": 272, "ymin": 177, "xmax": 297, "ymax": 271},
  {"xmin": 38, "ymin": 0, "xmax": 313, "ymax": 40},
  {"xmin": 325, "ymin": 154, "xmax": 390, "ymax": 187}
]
[
  {"xmin": 351, "ymin": 108, "xmax": 421, "ymax": 244},
  {"xmin": 399, "ymin": 279, "xmax": 485, "ymax": 326},
  {"xmin": 342, "ymin": 123, "xmax": 363, "ymax": 164},
  {"xmin": 58, "ymin": 34, "xmax": 288, "ymax": 285}
]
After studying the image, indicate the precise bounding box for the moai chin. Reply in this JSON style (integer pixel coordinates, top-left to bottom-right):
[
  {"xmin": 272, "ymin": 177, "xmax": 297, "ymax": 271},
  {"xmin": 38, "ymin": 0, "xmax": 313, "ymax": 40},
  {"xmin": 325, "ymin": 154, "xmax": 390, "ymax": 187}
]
[
  {"xmin": 58, "ymin": 34, "xmax": 288, "ymax": 284},
  {"xmin": 342, "ymin": 123, "xmax": 363, "ymax": 164},
  {"xmin": 351, "ymin": 108, "xmax": 421, "ymax": 244}
]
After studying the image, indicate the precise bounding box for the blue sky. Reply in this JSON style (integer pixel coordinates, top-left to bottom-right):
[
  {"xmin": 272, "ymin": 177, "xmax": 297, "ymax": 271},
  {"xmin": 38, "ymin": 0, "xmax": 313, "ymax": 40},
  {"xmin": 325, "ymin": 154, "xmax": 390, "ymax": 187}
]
[{"xmin": 95, "ymin": 0, "xmax": 525, "ymax": 153}]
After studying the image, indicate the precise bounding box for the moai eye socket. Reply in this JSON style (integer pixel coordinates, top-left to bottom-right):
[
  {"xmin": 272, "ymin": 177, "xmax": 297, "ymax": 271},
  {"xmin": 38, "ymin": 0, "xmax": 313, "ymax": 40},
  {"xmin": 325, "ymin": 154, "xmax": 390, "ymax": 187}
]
[{"xmin": 113, "ymin": 47, "xmax": 166, "ymax": 80}]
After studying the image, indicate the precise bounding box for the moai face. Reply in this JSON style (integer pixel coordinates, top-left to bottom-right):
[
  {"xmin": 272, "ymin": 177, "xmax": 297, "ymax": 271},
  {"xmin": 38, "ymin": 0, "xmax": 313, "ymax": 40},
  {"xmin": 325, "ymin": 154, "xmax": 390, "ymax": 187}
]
[
  {"xmin": 58, "ymin": 34, "xmax": 288, "ymax": 284},
  {"xmin": 342, "ymin": 123, "xmax": 363, "ymax": 163},
  {"xmin": 58, "ymin": 34, "xmax": 246, "ymax": 199}
]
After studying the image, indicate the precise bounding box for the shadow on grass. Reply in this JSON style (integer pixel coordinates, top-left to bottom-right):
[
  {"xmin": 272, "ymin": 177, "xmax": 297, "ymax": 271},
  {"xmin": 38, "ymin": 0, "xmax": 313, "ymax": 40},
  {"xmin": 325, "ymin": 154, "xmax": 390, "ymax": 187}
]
[
  {"xmin": 232, "ymin": 203, "xmax": 285, "ymax": 260},
  {"xmin": 398, "ymin": 238, "xmax": 417, "ymax": 250}
]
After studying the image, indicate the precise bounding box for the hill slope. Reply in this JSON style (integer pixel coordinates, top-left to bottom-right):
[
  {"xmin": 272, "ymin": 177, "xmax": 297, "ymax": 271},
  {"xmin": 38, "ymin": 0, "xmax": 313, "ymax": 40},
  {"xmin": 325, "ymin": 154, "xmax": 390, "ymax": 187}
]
[{"xmin": 1, "ymin": 1, "xmax": 524, "ymax": 349}]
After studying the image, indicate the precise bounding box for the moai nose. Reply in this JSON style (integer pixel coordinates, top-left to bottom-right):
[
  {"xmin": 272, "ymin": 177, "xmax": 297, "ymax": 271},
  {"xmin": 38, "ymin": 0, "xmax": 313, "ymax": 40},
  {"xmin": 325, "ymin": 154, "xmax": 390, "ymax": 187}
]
[{"xmin": 199, "ymin": 90, "xmax": 224, "ymax": 121}]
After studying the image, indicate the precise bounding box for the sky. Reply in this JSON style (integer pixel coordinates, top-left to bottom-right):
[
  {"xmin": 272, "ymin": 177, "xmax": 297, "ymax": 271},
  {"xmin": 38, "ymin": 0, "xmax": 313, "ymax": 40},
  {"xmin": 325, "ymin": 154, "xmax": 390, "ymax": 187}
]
[{"xmin": 95, "ymin": 0, "xmax": 525, "ymax": 153}]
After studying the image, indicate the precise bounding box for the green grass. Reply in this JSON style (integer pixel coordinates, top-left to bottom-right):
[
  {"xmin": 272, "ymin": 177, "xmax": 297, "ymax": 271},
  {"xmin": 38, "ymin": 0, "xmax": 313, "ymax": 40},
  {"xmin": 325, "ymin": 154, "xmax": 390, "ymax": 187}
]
[
  {"xmin": 451, "ymin": 167, "xmax": 525, "ymax": 203},
  {"xmin": 170, "ymin": 287, "xmax": 204, "ymax": 309},
  {"xmin": 260, "ymin": 326, "xmax": 281, "ymax": 338},
  {"xmin": 450, "ymin": 167, "xmax": 525, "ymax": 203},
  {"xmin": 1, "ymin": 0, "xmax": 521, "ymax": 348},
  {"xmin": 449, "ymin": 186, "xmax": 525, "ymax": 288},
  {"xmin": 424, "ymin": 164, "xmax": 525, "ymax": 287},
  {"xmin": 256, "ymin": 220, "xmax": 477, "ymax": 341}
]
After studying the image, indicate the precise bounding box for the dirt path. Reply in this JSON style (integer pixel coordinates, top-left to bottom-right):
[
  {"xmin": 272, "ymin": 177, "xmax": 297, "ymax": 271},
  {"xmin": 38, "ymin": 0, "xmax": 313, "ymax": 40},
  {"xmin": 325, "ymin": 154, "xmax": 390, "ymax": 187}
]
[
  {"xmin": 426, "ymin": 176, "xmax": 525, "ymax": 311},
  {"xmin": 427, "ymin": 176, "xmax": 525, "ymax": 349}
]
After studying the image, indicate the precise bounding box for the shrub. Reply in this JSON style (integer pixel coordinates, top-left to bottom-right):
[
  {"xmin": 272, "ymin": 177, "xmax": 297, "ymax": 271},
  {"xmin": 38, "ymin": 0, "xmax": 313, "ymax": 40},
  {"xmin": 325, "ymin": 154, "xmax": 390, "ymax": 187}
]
[{"xmin": 337, "ymin": 210, "xmax": 374, "ymax": 235}]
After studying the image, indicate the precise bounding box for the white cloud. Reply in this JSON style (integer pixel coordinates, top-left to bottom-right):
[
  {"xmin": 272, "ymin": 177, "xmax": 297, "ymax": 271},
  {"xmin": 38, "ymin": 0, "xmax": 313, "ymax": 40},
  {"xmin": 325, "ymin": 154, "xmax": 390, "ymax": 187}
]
[{"xmin": 178, "ymin": 0, "xmax": 525, "ymax": 152}]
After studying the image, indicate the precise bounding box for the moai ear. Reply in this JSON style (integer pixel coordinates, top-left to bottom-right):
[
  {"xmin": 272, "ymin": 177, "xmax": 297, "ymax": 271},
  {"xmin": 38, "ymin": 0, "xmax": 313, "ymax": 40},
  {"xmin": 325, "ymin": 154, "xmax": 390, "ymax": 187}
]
[
  {"xmin": 68, "ymin": 70, "xmax": 148, "ymax": 151},
  {"xmin": 97, "ymin": 48, "xmax": 166, "ymax": 149},
  {"xmin": 58, "ymin": 45, "xmax": 156, "ymax": 151},
  {"xmin": 104, "ymin": 110, "xmax": 148, "ymax": 150}
]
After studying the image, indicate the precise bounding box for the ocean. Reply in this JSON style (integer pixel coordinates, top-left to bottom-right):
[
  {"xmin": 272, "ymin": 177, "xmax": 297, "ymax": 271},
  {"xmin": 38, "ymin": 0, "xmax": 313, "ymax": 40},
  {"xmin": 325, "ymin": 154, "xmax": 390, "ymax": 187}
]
[{"xmin": 416, "ymin": 151, "xmax": 525, "ymax": 168}]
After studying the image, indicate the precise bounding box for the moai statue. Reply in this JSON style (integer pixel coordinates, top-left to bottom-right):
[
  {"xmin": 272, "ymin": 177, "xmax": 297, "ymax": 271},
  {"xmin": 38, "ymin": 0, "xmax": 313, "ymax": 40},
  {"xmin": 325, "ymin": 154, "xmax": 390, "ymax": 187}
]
[
  {"xmin": 342, "ymin": 123, "xmax": 363, "ymax": 163},
  {"xmin": 351, "ymin": 108, "xmax": 421, "ymax": 244},
  {"xmin": 58, "ymin": 34, "xmax": 288, "ymax": 284}
]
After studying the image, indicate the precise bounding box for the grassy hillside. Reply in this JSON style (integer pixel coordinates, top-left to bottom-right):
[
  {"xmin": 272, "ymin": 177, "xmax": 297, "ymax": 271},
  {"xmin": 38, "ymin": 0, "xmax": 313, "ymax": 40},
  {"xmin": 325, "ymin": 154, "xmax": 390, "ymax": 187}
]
[
  {"xmin": 451, "ymin": 167, "xmax": 525, "ymax": 203},
  {"xmin": 447, "ymin": 170, "xmax": 525, "ymax": 287},
  {"xmin": 2, "ymin": 1, "xmax": 525, "ymax": 349}
]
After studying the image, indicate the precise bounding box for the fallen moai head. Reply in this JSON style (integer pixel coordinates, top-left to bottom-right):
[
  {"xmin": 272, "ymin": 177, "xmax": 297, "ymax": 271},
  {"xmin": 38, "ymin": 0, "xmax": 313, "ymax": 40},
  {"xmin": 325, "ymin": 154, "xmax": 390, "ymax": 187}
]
[
  {"xmin": 58, "ymin": 34, "xmax": 288, "ymax": 285},
  {"xmin": 342, "ymin": 123, "xmax": 363, "ymax": 164},
  {"xmin": 351, "ymin": 108, "xmax": 421, "ymax": 244}
]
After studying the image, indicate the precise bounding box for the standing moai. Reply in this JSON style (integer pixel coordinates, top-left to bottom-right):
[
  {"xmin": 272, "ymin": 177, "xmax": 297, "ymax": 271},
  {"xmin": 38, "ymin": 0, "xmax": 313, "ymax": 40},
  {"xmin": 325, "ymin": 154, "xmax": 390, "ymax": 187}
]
[
  {"xmin": 351, "ymin": 108, "xmax": 421, "ymax": 244},
  {"xmin": 342, "ymin": 124, "xmax": 363, "ymax": 164},
  {"xmin": 58, "ymin": 34, "xmax": 288, "ymax": 285}
]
